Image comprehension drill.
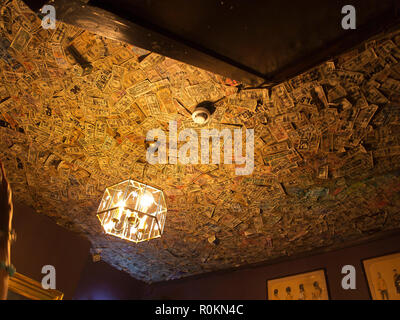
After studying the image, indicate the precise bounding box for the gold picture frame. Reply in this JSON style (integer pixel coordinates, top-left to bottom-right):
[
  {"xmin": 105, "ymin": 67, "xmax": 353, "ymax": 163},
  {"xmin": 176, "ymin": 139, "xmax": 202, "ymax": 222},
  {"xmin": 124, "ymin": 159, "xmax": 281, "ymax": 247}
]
[
  {"xmin": 7, "ymin": 272, "xmax": 64, "ymax": 300},
  {"xmin": 267, "ymin": 269, "xmax": 330, "ymax": 300},
  {"xmin": 362, "ymin": 252, "xmax": 400, "ymax": 300}
]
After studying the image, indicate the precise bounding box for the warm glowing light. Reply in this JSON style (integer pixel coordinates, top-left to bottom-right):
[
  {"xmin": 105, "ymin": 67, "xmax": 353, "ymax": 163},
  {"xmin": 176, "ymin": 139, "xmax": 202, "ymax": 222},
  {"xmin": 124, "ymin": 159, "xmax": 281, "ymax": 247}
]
[
  {"xmin": 130, "ymin": 225, "xmax": 137, "ymax": 235},
  {"xmin": 117, "ymin": 200, "xmax": 126, "ymax": 209},
  {"xmin": 138, "ymin": 216, "xmax": 147, "ymax": 230},
  {"xmin": 103, "ymin": 220, "xmax": 114, "ymax": 232},
  {"xmin": 97, "ymin": 179, "xmax": 167, "ymax": 243},
  {"xmin": 139, "ymin": 192, "xmax": 154, "ymax": 212}
]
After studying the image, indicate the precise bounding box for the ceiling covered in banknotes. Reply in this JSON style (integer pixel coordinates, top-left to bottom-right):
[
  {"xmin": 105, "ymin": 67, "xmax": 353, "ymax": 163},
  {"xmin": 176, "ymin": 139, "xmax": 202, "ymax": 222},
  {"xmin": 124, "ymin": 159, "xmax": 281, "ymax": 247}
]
[{"xmin": 1, "ymin": 0, "xmax": 400, "ymax": 283}]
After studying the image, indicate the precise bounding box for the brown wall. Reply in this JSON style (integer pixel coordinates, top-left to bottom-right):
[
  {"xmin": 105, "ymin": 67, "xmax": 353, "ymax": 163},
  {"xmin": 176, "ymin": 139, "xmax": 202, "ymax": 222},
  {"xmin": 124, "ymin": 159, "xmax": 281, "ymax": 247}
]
[
  {"xmin": 11, "ymin": 202, "xmax": 145, "ymax": 300},
  {"xmin": 73, "ymin": 256, "xmax": 145, "ymax": 300},
  {"xmin": 11, "ymin": 202, "xmax": 91, "ymax": 299},
  {"xmin": 11, "ymin": 201, "xmax": 400, "ymax": 300},
  {"xmin": 142, "ymin": 232, "xmax": 400, "ymax": 300}
]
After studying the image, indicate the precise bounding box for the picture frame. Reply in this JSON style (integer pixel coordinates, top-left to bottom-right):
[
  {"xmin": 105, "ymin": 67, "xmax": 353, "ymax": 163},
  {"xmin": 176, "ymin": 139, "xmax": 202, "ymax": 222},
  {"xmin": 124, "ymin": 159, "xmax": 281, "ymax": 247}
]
[
  {"xmin": 362, "ymin": 252, "xmax": 400, "ymax": 300},
  {"xmin": 266, "ymin": 269, "xmax": 330, "ymax": 300},
  {"xmin": 7, "ymin": 272, "xmax": 64, "ymax": 300}
]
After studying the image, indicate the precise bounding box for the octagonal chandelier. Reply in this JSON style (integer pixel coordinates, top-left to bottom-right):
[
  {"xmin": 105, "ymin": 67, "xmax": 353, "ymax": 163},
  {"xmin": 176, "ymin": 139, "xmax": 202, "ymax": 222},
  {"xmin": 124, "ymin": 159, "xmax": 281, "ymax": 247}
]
[{"xmin": 97, "ymin": 179, "xmax": 167, "ymax": 243}]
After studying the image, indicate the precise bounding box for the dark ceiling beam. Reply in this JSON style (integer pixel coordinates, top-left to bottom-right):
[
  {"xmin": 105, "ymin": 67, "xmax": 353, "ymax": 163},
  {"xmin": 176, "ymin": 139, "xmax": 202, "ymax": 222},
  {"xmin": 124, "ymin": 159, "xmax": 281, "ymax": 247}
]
[
  {"xmin": 23, "ymin": 0, "xmax": 400, "ymax": 87},
  {"xmin": 23, "ymin": 0, "xmax": 265, "ymax": 86}
]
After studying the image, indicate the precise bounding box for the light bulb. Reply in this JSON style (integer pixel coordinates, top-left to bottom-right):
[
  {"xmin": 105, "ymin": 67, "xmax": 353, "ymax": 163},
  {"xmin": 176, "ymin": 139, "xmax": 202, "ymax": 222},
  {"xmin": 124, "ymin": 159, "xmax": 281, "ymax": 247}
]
[
  {"xmin": 101, "ymin": 195, "xmax": 110, "ymax": 210},
  {"xmin": 116, "ymin": 199, "xmax": 126, "ymax": 209},
  {"xmin": 139, "ymin": 192, "xmax": 154, "ymax": 212},
  {"xmin": 130, "ymin": 225, "xmax": 138, "ymax": 235},
  {"xmin": 138, "ymin": 216, "xmax": 147, "ymax": 231},
  {"xmin": 126, "ymin": 191, "xmax": 138, "ymax": 204},
  {"xmin": 104, "ymin": 220, "xmax": 114, "ymax": 232},
  {"xmin": 114, "ymin": 199, "xmax": 126, "ymax": 220}
]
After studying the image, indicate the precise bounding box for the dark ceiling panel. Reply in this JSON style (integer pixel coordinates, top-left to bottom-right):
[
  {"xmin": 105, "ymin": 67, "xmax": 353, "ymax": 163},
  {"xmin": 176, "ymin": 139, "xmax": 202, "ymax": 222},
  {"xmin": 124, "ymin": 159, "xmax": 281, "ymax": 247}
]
[
  {"xmin": 88, "ymin": 0, "xmax": 400, "ymax": 82},
  {"xmin": 24, "ymin": 0, "xmax": 400, "ymax": 85},
  {"xmin": 90, "ymin": 0, "xmax": 397, "ymax": 72}
]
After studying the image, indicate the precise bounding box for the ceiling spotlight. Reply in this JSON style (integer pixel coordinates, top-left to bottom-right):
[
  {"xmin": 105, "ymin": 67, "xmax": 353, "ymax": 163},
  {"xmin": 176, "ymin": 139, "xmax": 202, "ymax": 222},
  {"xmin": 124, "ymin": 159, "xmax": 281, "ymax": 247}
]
[
  {"xmin": 192, "ymin": 107, "xmax": 210, "ymax": 125},
  {"xmin": 192, "ymin": 101, "xmax": 215, "ymax": 125}
]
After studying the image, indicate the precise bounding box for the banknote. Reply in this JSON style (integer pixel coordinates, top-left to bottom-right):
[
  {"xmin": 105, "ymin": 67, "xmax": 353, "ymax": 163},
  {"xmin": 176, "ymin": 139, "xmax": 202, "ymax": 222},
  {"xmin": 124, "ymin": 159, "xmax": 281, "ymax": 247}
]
[{"xmin": 10, "ymin": 27, "xmax": 31, "ymax": 53}]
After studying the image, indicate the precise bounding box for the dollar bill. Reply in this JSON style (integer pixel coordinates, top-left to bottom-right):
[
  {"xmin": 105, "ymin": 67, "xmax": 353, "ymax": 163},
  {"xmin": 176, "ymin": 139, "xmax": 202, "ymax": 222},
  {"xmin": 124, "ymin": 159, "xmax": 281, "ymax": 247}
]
[{"xmin": 10, "ymin": 27, "xmax": 31, "ymax": 53}]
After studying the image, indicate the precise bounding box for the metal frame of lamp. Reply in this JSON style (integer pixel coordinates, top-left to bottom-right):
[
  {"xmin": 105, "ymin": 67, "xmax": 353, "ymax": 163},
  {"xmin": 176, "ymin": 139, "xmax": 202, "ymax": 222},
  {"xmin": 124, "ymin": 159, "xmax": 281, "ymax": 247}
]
[{"xmin": 97, "ymin": 179, "xmax": 167, "ymax": 243}]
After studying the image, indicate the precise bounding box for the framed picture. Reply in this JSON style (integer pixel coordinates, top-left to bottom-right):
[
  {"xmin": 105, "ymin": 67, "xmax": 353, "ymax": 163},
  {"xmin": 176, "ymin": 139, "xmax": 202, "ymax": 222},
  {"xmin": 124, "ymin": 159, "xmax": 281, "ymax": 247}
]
[
  {"xmin": 362, "ymin": 252, "xmax": 400, "ymax": 300},
  {"xmin": 266, "ymin": 269, "xmax": 329, "ymax": 300},
  {"xmin": 7, "ymin": 272, "xmax": 64, "ymax": 300}
]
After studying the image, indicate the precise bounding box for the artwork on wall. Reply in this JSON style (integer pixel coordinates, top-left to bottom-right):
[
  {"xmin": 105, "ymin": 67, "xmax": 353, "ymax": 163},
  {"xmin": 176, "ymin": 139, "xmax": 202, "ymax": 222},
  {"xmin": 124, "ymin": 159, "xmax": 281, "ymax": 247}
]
[
  {"xmin": 363, "ymin": 252, "xmax": 400, "ymax": 300},
  {"xmin": 266, "ymin": 269, "xmax": 329, "ymax": 300}
]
